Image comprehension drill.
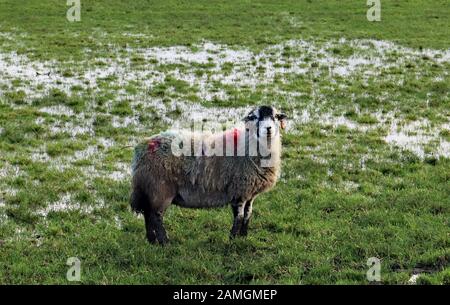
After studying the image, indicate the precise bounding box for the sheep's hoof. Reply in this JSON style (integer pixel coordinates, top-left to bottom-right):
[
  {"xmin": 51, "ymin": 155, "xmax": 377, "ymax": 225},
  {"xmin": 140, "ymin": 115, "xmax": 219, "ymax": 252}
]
[
  {"xmin": 147, "ymin": 238, "xmax": 168, "ymax": 246},
  {"xmin": 146, "ymin": 231, "xmax": 157, "ymax": 244},
  {"xmin": 230, "ymin": 232, "xmax": 248, "ymax": 240},
  {"xmin": 157, "ymin": 237, "xmax": 169, "ymax": 246},
  {"xmin": 229, "ymin": 231, "xmax": 236, "ymax": 239},
  {"xmin": 147, "ymin": 237, "xmax": 158, "ymax": 245},
  {"xmin": 229, "ymin": 233, "xmax": 241, "ymax": 240}
]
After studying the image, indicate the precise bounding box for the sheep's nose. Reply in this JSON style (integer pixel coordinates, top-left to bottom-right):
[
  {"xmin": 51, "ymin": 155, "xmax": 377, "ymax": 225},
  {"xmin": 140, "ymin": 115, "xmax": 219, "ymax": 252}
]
[{"xmin": 267, "ymin": 126, "xmax": 272, "ymax": 132}]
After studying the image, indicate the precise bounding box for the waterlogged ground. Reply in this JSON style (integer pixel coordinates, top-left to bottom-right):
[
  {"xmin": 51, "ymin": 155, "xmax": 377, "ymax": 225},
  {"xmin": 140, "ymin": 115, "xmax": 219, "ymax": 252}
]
[{"xmin": 0, "ymin": 1, "xmax": 449, "ymax": 284}]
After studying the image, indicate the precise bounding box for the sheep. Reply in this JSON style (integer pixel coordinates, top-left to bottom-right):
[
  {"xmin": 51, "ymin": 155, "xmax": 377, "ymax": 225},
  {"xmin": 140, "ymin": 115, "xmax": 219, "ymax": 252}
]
[{"xmin": 130, "ymin": 105, "xmax": 287, "ymax": 244}]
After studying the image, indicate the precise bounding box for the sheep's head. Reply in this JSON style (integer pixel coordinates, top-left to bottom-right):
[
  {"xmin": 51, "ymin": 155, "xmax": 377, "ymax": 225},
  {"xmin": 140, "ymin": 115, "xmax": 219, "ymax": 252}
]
[{"xmin": 244, "ymin": 106, "xmax": 287, "ymax": 140}]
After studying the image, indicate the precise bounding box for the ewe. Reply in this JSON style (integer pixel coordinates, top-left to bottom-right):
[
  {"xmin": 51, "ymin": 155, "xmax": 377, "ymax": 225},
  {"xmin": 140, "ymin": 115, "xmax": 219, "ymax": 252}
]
[{"xmin": 130, "ymin": 105, "xmax": 287, "ymax": 244}]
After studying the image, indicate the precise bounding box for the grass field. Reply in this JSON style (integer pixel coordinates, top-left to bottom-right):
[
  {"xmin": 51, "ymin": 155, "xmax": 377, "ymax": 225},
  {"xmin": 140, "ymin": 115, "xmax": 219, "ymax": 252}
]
[{"xmin": 0, "ymin": 0, "xmax": 449, "ymax": 284}]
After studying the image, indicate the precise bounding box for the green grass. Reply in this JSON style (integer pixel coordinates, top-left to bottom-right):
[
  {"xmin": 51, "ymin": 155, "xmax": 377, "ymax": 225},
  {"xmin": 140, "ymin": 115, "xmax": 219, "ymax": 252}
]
[
  {"xmin": 0, "ymin": 0, "xmax": 449, "ymax": 61},
  {"xmin": 0, "ymin": 0, "xmax": 449, "ymax": 284}
]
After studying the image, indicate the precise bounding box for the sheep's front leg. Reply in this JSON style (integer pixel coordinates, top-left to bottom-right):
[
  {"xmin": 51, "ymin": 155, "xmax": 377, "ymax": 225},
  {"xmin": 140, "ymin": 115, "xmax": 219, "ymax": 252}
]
[
  {"xmin": 230, "ymin": 201, "xmax": 245, "ymax": 239},
  {"xmin": 239, "ymin": 199, "xmax": 254, "ymax": 236}
]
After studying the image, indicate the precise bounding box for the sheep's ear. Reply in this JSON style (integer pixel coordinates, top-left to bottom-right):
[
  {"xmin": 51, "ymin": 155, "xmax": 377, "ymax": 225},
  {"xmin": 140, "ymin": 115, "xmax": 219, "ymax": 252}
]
[
  {"xmin": 276, "ymin": 113, "xmax": 287, "ymax": 129},
  {"xmin": 244, "ymin": 113, "xmax": 257, "ymax": 122}
]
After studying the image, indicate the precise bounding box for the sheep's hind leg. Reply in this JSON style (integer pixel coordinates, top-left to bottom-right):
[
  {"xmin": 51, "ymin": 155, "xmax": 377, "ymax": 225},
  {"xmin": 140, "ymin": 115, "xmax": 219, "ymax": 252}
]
[
  {"xmin": 239, "ymin": 199, "xmax": 254, "ymax": 237},
  {"xmin": 230, "ymin": 201, "xmax": 245, "ymax": 239},
  {"xmin": 131, "ymin": 188, "xmax": 157, "ymax": 244},
  {"xmin": 151, "ymin": 210, "xmax": 168, "ymax": 245},
  {"xmin": 143, "ymin": 210, "xmax": 157, "ymax": 244}
]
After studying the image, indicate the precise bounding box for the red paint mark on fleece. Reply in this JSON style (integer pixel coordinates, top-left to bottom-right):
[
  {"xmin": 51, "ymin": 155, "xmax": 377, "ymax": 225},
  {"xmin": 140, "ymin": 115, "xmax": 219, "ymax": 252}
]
[
  {"xmin": 233, "ymin": 128, "xmax": 239, "ymax": 149},
  {"xmin": 225, "ymin": 128, "xmax": 240, "ymax": 155},
  {"xmin": 148, "ymin": 138, "xmax": 160, "ymax": 153}
]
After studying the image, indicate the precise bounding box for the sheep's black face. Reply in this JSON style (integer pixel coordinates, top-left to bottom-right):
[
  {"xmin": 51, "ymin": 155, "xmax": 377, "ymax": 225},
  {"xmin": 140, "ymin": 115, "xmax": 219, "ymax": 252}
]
[{"xmin": 244, "ymin": 106, "xmax": 287, "ymax": 139}]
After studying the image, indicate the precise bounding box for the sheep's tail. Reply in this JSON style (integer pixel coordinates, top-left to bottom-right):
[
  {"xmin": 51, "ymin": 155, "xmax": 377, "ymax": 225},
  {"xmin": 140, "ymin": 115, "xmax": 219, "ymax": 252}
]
[
  {"xmin": 130, "ymin": 142, "xmax": 152, "ymax": 213},
  {"xmin": 131, "ymin": 142, "xmax": 148, "ymax": 175},
  {"xmin": 130, "ymin": 187, "xmax": 148, "ymax": 214}
]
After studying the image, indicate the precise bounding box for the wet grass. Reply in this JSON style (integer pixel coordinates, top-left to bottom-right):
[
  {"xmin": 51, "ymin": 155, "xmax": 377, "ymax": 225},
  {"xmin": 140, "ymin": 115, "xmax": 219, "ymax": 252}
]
[{"xmin": 0, "ymin": 0, "xmax": 449, "ymax": 284}]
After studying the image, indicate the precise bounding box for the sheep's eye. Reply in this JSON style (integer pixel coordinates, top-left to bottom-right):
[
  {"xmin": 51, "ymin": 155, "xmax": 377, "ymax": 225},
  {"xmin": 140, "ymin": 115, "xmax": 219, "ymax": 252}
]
[{"xmin": 276, "ymin": 113, "xmax": 287, "ymax": 121}]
